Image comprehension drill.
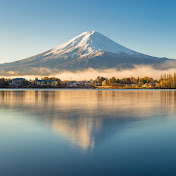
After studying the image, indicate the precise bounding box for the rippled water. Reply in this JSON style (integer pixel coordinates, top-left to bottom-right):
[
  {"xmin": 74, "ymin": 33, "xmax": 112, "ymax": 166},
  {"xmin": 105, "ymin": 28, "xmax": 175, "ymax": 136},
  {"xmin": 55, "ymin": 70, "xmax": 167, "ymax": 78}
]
[{"xmin": 0, "ymin": 89, "xmax": 176, "ymax": 176}]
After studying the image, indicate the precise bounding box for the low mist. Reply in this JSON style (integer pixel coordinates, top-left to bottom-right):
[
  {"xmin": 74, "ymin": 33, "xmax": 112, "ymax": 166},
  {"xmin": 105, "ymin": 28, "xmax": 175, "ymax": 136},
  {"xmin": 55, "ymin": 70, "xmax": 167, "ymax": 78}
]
[{"xmin": 1, "ymin": 65, "xmax": 176, "ymax": 80}]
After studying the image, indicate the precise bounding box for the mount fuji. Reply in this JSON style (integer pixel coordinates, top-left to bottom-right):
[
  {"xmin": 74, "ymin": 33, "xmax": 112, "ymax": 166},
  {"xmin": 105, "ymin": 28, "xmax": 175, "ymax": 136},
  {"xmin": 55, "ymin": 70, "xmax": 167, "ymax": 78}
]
[{"xmin": 0, "ymin": 31, "xmax": 176, "ymax": 76}]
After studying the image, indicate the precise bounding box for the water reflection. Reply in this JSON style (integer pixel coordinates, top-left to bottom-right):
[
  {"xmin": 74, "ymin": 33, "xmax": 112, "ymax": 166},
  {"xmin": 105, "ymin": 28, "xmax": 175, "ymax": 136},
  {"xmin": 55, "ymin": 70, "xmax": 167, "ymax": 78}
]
[{"xmin": 0, "ymin": 89, "xmax": 176, "ymax": 150}]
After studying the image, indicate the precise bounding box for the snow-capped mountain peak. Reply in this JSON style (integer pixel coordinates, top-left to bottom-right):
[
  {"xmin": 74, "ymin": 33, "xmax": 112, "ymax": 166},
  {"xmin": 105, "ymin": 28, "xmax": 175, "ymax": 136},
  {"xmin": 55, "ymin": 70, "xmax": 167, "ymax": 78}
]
[
  {"xmin": 0, "ymin": 31, "xmax": 174, "ymax": 76},
  {"xmin": 45, "ymin": 31, "xmax": 137, "ymax": 57}
]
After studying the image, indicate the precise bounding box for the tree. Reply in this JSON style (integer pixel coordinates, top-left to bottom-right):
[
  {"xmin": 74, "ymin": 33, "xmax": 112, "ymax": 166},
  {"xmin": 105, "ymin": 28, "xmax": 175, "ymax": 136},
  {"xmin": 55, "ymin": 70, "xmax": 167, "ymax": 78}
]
[
  {"xmin": 109, "ymin": 77, "xmax": 116, "ymax": 85},
  {"xmin": 0, "ymin": 78, "xmax": 9, "ymax": 87}
]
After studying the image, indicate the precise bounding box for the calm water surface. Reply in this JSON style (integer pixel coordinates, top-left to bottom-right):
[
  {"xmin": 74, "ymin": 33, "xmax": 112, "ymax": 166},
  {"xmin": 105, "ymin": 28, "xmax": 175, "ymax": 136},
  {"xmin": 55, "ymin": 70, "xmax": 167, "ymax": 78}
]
[{"xmin": 0, "ymin": 89, "xmax": 176, "ymax": 176}]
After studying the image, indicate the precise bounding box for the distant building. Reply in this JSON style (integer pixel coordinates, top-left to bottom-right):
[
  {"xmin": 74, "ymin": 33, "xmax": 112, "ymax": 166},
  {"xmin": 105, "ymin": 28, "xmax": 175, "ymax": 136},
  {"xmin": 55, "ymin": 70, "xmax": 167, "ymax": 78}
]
[
  {"xmin": 130, "ymin": 84, "xmax": 137, "ymax": 88},
  {"xmin": 67, "ymin": 81, "xmax": 78, "ymax": 87},
  {"xmin": 102, "ymin": 80, "xmax": 107, "ymax": 86},
  {"xmin": 142, "ymin": 83, "xmax": 152, "ymax": 88},
  {"xmin": 35, "ymin": 78, "xmax": 56, "ymax": 87},
  {"xmin": 11, "ymin": 78, "xmax": 25, "ymax": 86},
  {"xmin": 85, "ymin": 81, "xmax": 91, "ymax": 87}
]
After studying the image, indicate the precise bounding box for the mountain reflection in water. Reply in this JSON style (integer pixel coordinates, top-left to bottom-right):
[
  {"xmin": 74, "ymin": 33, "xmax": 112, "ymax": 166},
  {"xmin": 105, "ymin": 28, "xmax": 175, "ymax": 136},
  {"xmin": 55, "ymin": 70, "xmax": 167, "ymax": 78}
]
[{"xmin": 0, "ymin": 89, "xmax": 176, "ymax": 150}]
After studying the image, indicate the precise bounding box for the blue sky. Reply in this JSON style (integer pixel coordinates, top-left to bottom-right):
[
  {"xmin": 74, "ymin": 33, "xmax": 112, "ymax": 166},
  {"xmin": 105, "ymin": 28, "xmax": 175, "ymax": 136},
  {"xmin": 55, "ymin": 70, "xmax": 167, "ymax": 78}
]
[{"xmin": 0, "ymin": 0, "xmax": 176, "ymax": 63}]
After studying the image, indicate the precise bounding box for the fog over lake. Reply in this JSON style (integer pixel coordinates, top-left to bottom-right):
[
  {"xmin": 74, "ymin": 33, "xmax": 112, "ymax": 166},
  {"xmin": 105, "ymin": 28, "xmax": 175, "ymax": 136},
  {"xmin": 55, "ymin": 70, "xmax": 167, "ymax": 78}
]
[{"xmin": 0, "ymin": 89, "xmax": 176, "ymax": 176}]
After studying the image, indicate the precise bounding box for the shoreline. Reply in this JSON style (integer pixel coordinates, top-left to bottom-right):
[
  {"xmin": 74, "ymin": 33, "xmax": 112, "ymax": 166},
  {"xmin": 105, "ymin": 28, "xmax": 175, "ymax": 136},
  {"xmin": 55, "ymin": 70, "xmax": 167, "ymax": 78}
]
[{"xmin": 0, "ymin": 87, "xmax": 176, "ymax": 90}]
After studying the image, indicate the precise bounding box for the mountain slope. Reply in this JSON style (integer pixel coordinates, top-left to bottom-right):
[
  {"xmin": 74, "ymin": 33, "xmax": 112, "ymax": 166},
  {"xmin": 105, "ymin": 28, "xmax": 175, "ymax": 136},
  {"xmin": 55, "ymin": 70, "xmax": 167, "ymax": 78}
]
[{"xmin": 0, "ymin": 31, "xmax": 176, "ymax": 76}]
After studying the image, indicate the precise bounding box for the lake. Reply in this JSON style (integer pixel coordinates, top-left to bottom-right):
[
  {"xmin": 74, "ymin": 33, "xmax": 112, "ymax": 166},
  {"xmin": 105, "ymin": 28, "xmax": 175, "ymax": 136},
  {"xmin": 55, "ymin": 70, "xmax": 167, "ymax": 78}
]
[{"xmin": 0, "ymin": 89, "xmax": 176, "ymax": 176}]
